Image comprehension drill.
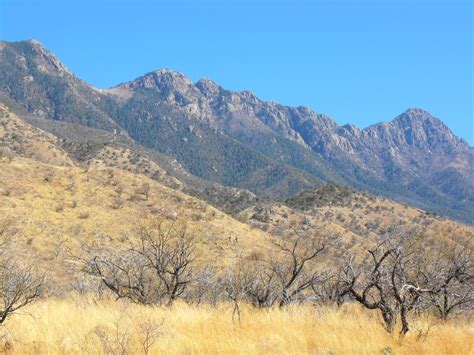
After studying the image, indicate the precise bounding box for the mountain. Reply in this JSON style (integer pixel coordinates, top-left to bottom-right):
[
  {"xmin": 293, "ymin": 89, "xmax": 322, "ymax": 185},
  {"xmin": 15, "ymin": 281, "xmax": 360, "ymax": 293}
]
[
  {"xmin": 0, "ymin": 40, "xmax": 120, "ymax": 130},
  {"xmin": 1, "ymin": 39, "xmax": 472, "ymax": 223}
]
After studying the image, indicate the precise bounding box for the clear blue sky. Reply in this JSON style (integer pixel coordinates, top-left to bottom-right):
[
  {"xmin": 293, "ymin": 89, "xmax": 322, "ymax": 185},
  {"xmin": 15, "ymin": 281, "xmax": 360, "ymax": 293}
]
[{"xmin": 1, "ymin": 0, "xmax": 472, "ymax": 144}]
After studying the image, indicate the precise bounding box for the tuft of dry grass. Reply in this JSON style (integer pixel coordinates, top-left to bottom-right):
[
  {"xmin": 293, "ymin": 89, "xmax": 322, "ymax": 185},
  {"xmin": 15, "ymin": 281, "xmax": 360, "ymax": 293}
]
[{"xmin": 1, "ymin": 296, "xmax": 473, "ymax": 354}]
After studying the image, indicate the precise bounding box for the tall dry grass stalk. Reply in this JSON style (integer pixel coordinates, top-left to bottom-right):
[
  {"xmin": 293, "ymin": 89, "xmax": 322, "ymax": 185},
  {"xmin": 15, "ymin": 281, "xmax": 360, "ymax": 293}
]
[{"xmin": 0, "ymin": 295, "xmax": 472, "ymax": 354}]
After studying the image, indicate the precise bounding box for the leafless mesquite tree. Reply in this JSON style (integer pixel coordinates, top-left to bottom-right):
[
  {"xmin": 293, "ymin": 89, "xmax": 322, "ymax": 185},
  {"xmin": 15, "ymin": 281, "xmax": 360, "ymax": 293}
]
[
  {"xmin": 84, "ymin": 221, "xmax": 195, "ymax": 306},
  {"xmin": 224, "ymin": 236, "xmax": 326, "ymax": 309},
  {"xmin": 423, "ymin": 239, "xmax": 473, "ymax": 320},
  {"xmin": 223, "ymin": 259, "xmax": 255, "ymax": 322},
  {"xmin": 0, "ymin": 226, "xmax": 44, "ymax": 326},
  {"xmin": 183, "ymin": 265, "xmax": 223, "ymax": 306},
  {"xmin": 341, "ymin": 235, "xmax": 433, "ymax": 335},
  {"xmin": 271, "ymin": 237, "xmax": 326, "ymax": 307},
  {"xmin": 310, "ymin": 269, "xmax": 349, "ymax": 306}
]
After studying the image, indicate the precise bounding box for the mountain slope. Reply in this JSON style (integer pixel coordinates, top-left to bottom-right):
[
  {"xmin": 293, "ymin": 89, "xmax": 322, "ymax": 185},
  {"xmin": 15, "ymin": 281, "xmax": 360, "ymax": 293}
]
[
  {"xmin": 0, "ymin": 40, "xmax": 472, "ymax": 223},
  {"xmin": 2, "ymin": 104, "xmax": 472, "ymax": 284},
  {"xmin": 107, "ymin": 71, "xmax": 473, "ymax": 222}
]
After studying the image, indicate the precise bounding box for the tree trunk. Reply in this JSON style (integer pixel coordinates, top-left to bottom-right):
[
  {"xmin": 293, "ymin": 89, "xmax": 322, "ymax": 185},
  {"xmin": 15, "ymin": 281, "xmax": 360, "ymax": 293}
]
[
  {"xmin": 399, "ymin": 305, "xmax": 409, "ymax": 335},
  {"xmin": 381, "ymin": 309, "xmax": 395, "ymax": 333}
]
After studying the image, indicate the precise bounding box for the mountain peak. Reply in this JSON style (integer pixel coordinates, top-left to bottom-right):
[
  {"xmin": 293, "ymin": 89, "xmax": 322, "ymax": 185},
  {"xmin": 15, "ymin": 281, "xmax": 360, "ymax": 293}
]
[
  {"xmin": 150, "ymin": 68, "xmax": 186, "ymax": 78},
  {"xmin": 120, "ymin": 69, "xmax": 193, "ymax": 91},
  {"xmin": 404, "ymin": 107, "xmax": 432, "ymax": 116},
  {"xmin": 1, "ymin": 39, "xmax": 71, "ymax": 76},
  {"xmin": 1, "ymin": 38, "xmax": 44, "ymax": 48},
  {"xmin": 24, "ymin": 38, "xmax": 44, "ymax": 47},
  {"xmin": 393, "ymin": 108, "xmax": 449, "ymax": 128},
  {"xmin": 196, "ymin": 77, "xmax": 221, "ymax": 97},
  {"xmin": 400, "ymin": 107, "xmax": 435, "ymax": 122}
]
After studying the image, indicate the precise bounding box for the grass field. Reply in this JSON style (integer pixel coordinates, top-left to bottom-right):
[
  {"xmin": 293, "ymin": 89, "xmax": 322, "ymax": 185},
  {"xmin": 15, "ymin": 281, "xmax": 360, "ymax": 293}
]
[{"xmin": 1, "ymin": 296, "xmax": 472, "ymax": 354}]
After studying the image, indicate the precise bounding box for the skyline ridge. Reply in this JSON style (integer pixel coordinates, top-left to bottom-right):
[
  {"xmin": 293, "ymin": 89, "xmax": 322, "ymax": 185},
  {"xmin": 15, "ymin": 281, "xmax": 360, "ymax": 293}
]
[{"xmin": 2, "ymin": 38, "xmax": 470, "ymax": 147}]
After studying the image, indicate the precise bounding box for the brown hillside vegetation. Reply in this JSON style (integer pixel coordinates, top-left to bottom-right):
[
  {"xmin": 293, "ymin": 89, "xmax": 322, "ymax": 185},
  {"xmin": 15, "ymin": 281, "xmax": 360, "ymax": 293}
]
[
  {"xmin": 0, "ymin": 104, "xmax": 473, "ymax": 353},
  {"xmin": 239, "ymin": 185, "xmax": 474, "ymax": 254}
]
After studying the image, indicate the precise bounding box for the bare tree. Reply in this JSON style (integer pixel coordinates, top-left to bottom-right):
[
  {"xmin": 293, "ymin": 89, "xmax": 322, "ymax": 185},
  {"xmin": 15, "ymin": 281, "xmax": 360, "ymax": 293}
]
[
  {"xmin": 82, "ymin": 220, "xmax": 195, "ymax": 306},
  {"xmin": 310, "ymin": 269, "xmax": 348, "ymax": 306},
  {"xmin": 341, "ymin": 234, "xmax": 433, "ymax": 334},
  {"xmin": 271, "ymin": 237, "xmax": 325, "ymax": 307},
  {"xmin": 423, "ymin": 239, "xmax": 473, "ymax": 319},
  {"xmin": 0, "ymin": 226, "xmax": 44, "ymax": 326},
  {"xmin": 138, "ymin": 319, "xmax": 163, "ymax": 355},
  {"xmin": 88, "ymin": 251, "xmax": 156, "ymax": 304},
  {"xmin": 223, "ymin": 236, "xmax": 326, "ymax": 309},
  {"xmin": 183, "ymin": 266, "xmax": 222, "ymax": 306},
  {"xmin": 245, "ymin": 262, "xmax": 280, "ymax": 308},
  {"xmin": 223, "ymin": 259, "xmax": 255, "ymax": 322},
  {"xmin": 130, "ymin": 222, "xmax": 195, "ymax": 306}
]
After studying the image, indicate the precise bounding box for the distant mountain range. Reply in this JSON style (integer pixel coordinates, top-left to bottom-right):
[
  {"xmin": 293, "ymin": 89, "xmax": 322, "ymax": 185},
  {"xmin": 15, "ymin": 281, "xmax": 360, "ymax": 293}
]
[{"xmin": 1, "ymin": 39, "xmax": 472, "ymax": 223}]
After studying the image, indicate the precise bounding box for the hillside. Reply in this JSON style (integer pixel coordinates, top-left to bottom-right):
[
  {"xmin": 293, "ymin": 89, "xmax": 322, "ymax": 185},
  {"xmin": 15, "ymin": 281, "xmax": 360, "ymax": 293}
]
[
  {"xmin": 238, "ymin": 185, "xmax": 473, "ymax": 256},
  {"xmin": 1, "ymin": 40, "xmax": 472, "ymax": 223},
  {"xmin": 0, "ymin": 106, "xmax": 275, "ymax": 286},
  {"xmin": 1, "ymin": 105, "xmax": 473, "ymax": 288}
]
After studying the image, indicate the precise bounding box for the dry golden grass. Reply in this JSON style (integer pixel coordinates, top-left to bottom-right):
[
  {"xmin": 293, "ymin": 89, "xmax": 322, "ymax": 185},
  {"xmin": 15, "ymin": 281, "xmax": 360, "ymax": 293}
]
[{"xmin": 1, "ymin": 296, "xmax": 472, "ymax": 354}]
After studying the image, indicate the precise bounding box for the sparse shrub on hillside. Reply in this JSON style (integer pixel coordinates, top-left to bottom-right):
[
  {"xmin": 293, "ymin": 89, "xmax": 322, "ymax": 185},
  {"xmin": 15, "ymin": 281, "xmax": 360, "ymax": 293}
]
[
  {"xmin": 110, "ymin": 197, "xmax": 125, "ymax": 210},
  {"xmin": 0, "ymin": 188, "xmax": 11, "ymax": 197},
  {"xmin": 43, "ymin": 171, "xmax": 54, "ymax": 182},
  {"xmin": 53, "ymin": 202, "xmax": 64, "ymax": 213},
  {"xmin": 191, "ymin": 213, "xmax": 203, "ymax": 221},
  {"xmin": 166, "ymin": 211, "xmax": 178, "ymax": 220},
  {"xmin": 0, "ymin": 148, "xmax": 14, "ymax": 162},
  {"xmin": 64, "ymin": 180, "xmax": 75, "ymax": 193},
  {"xmin": 134, "ymin": 182, "xmax": 150, "ymax": 200},
  {"xmin": 78, "ymin": 211, "xmax": 89, "ymax": 220}
]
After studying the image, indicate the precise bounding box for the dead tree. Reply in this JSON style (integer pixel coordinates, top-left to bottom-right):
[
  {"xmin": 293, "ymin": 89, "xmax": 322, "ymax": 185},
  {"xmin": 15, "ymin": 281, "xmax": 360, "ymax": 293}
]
[
  {"xmin": 88, "ymin": 251, "xmax": 155, "ymax": 304},
  {"xmin": 130, "ymin": 223, "xmax": 195, "ymax": 306},
  {"xmin": 271, "ymin": 237, "xmax": 325, "ymax": 307},
  {"xmin": 0, "ymin": 227, "xmax": 44, "ymax": 325},
  {"xmin": 224, "ymin": 236, "xmax": 326, "ymax": 309},
  {"xmin": 183, "ymin": 266, "xmax": 223, "ymax": 306},
  {"xmin": 244, "ymin": 261, "xmax": 281, "ymax": 308},
  {"xmin": 310, "ymin": 270, "xmax": 348, "ymax": 306},
  {"xmin": 424, "ymin": 239, "xmax": 473, "ymax": 319},
  {"xmin": 83, "ymin": 221, "xmax": 195, "ymax": 306},
  {"xmin": 342, "ymin": 236, "xmax": 432, "ymax": 334},
  {"xmin": 342, "ymin": 251, "xmax": 398, "ymax": 333},
  {"xmin": 223, "ymin": 259, "xmax": 256, "ymax": 322},
  {"xmin": 0, "ymin": 259, "xmax": 44, "ymax": 325}
]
